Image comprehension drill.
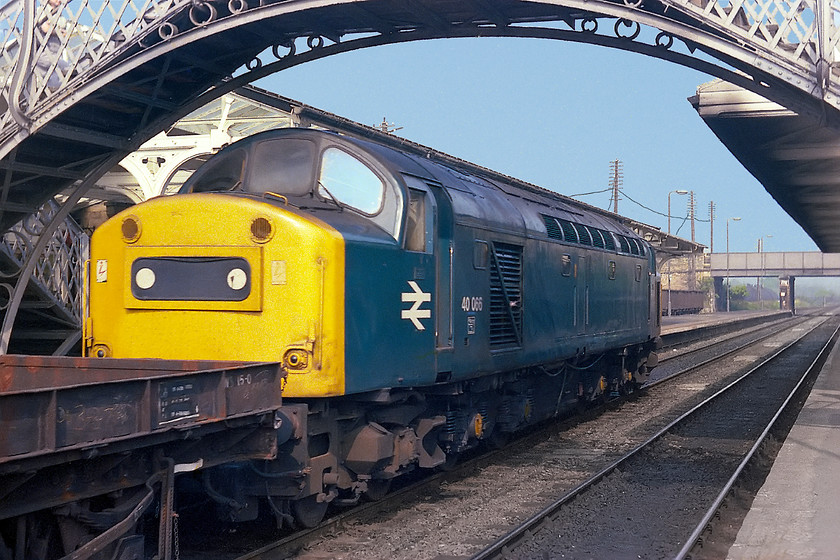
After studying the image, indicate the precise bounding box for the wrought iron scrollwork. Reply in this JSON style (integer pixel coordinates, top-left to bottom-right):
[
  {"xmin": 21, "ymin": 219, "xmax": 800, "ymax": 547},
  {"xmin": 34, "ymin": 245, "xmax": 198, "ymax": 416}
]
[
  {"xmin": 272, "ymin": 40, "xmax": 296, "ymax": 59},
  {"xmin": 228, "ymin": 0, "xmax": 249, "ymax": 14},
  {"xmin": 615, "ymin": 19, "xmax": 641, "ymax": 40},
  {"xmin": 189, "ymin": 0, "xmax": 217, "ymax": 26},
  {"xmin": 307, "ymin": 35, "xmax": 324, "ymax": 49},
  {"xmin": 655, "ymin": 31, "xmax": 674, "ymax": 49},
  {"xmin": 158, "ymin": 21, "xmax": 179, "ymax": 40},
  {"xmin": 1, "ymin": 0, "xmax": 838, "ymax": 142}
]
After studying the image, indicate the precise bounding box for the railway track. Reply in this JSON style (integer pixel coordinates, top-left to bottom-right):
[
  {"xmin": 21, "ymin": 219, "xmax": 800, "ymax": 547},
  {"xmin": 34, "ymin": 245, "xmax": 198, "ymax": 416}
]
[
  {"xmin": 651, "ymin": 310, "xmax": 819, "ymax": 385},
  {"xmin": 474, "ymin": 312, "xmax": 840, "ymax": 559},
  {"xmin": 178, "ymin": 311, "xmax": 830, "ymax": 560}
]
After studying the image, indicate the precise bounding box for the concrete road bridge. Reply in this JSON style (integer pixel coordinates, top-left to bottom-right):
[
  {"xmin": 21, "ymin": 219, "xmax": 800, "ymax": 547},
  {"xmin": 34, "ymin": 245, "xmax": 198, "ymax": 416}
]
[
  {"xmin": 710, "ymin": 251, "xmax": 840, "ymax": 277},
  {"xmin": 709, "ymin": 251, "xmax": 840, "ymax": 311},
  {"xmin": 1, "ymin": 0, "xmax": 839, "ymax": 352}
]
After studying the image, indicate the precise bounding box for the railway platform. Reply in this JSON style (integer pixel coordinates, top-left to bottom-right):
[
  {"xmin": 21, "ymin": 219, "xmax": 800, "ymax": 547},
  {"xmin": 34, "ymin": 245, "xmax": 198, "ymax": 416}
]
[
  {"xmin": 660, "ymin": 309, "xmax": 790, "ymax": 336},
  {"xmin": 727, "ymin": 322, "xmax": 840, "ymax": 559}
]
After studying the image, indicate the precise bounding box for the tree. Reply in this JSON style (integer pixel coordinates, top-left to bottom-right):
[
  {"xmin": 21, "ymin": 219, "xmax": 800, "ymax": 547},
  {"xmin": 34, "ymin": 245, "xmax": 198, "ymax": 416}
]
[{"xmin": 728, "ymin": 284, "xmax": 749, "ymax": 310}]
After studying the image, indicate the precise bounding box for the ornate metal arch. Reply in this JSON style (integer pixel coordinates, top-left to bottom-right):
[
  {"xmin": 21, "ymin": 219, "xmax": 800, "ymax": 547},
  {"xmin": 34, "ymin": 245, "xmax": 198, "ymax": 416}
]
[
  {"xmin": 0, "ymin": 0, "xmax": 837, "ymax": 352},
  {"xmin": 1, "ymin": 0, "xmax": 837, "ymax": 151}
]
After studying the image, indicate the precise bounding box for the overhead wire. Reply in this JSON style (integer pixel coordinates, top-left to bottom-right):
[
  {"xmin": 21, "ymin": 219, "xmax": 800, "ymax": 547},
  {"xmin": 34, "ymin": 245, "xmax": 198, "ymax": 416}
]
[{"xmin": 572, "ymin": 187, "xmax": 711, "ymax": 224}]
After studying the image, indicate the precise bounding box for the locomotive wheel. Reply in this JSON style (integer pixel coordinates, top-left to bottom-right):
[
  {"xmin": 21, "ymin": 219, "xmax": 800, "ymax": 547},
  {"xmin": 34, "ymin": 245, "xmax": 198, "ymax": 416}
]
[
  {"xmin": 620, "ymin": 381, "xmax": 635, "ymax": 396},
  {"xmin": 363, "ymin": 479, "xmax": 392, "ymax": 502},
  {"xmin": 291, "ymin": 495, "xmax": 328, "ymax": 528}
]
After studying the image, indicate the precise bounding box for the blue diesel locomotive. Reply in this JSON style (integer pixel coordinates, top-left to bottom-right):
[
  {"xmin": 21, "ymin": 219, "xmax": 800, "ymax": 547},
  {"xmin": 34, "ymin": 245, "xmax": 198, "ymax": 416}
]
[{"xmin": 87, "ymin": 128, "xmax": 661, "ymax": 527}]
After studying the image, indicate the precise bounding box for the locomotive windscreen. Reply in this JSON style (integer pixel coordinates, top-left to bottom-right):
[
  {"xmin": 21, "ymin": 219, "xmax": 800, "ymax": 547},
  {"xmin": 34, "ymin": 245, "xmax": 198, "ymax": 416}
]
[
  {"xmin": 183, "ymin": 138, "xmax": 318, "ymax": 196},
  {"xmin": 250, "ymin": 138, "xmax": 317, "ymax": 195}
]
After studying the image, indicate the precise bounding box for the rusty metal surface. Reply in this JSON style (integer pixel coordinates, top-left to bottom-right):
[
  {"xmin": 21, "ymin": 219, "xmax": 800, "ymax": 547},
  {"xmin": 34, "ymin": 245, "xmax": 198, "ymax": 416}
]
[{"xmin": 0, "ymin": 356, "xmax": 283, "ymax": 465}]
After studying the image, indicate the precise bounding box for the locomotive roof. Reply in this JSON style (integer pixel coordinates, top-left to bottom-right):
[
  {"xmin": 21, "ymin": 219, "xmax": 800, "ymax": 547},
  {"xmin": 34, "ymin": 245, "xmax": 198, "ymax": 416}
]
[
  {"xmin": 312, "ymin": 129, "xmax": 644, "ymax": 240},
  {"xmin": 188, "ymin": 127, "xmax": 647, "ymax": 246}
]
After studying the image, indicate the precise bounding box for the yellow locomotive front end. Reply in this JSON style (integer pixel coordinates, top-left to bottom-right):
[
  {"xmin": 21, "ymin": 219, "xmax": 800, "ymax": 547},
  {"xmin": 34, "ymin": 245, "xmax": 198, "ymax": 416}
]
[{"xmin": 86, "ymin": 193, "xmax": 346, "ymax": 397}]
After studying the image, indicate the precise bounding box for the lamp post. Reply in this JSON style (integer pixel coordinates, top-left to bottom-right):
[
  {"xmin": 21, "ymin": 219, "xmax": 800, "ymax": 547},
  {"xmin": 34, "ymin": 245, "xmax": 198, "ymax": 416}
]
[
  {"xmin": 667, "ymin": 189, "xmax": 689, "ymax": 316},
  {"xmin": 757, "ymin": 235, "xmax": 772, "ymax": 309},
  {"xmin": 726, "ymin": 217, "xmax": 741, "ymax": 312},
  {"xmin": 667, "ymin": 189, "xmax": 689, "ymax": 236}
]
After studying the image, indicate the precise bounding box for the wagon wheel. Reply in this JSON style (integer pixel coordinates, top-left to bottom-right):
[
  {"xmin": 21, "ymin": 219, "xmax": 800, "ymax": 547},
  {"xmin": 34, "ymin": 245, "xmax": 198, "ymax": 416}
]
[
  {"xmin": 363, "ymin": 479, "xmax": 392, "ymax": 502},
  {"xmin": 291, "ymin": 494, "xmax": 328, "ymax": 528}
]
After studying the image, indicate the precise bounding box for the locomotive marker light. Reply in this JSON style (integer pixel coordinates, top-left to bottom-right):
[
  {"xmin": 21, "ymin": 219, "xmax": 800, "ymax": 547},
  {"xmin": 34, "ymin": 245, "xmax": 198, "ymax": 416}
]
[
  {"xmin": 401, "ymin": 280, "xmax": 431, "ymax": 330},
  {"xmin": 227, "ymin": 268, "xmax": 247, "ymax": 290},
  {"xmin": 135, "ymin": 267, "xmax": 155, "ymax": 289}
]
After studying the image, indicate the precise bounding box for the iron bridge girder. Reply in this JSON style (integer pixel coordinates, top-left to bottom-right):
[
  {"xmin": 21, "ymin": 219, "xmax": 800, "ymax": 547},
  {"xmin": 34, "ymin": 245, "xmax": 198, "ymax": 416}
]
[
  {"xmin": 1, "ymin": 0, "xmax": 838, "ymax": 154},
  {"xmin": 0, "ymin": 0, "xmax": 837, "ymax": 353}
]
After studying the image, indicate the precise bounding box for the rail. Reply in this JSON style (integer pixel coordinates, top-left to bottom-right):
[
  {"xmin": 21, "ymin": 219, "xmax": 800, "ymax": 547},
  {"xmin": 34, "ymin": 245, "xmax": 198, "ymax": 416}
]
[
  {"xmin": 675, "ymin": 320, "xmax": 840, "ymax": 559},
  {"xmin": 471, "ymin": 314, "xmax": 836, "ymax": 559}
]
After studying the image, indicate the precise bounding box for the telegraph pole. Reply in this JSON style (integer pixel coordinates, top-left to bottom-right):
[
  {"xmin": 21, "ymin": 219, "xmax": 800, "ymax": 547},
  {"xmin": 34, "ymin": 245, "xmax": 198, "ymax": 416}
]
[
  {"xmin": 688, "ymin": 191, "xmax": 696, "ymax": 289},
  {"xmin": 689, "ymin": 191, "xmax": 696, "ymax": 243},
  {"xmin": 608, "ymin": 159, "xmax": 623, "ymax": 214},
  {"xmin": 708, "ymin": 201, "xmax": 715, "ymax": 253}
]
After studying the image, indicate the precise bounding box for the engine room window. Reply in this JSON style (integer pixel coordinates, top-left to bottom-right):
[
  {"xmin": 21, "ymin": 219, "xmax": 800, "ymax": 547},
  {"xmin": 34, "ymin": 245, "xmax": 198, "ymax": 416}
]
[
  {"xmin": 249, "ymin": 138, "xmax": 316, "ymax": 196},
  {"xmin": 561, "ymin": 254, "xmax": 572, "ymax": 277},
  {"xmin": 186, "ymin": 148, "xmax": 246, "ymax": 193},
  {"xmin": 318, "ymin": 148, "xmax": 384, "ymax": 215},
  {"xmin": 474, "ymin": 240, "xmax": 489, "ymax": 269}
]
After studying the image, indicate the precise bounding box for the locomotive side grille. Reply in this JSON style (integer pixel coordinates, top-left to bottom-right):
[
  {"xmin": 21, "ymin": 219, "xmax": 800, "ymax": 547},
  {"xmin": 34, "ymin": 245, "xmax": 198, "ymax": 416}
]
[
  {"xmin": 489, "ymin": 242, "xmax": 523, "ymax": 347},
  {"xmin": 542, "ymin": 214, "xmax": 618, "ymax": 253},
  {"xmin": 543, "ymin": 216, "xmax": 563, "ymax": 240},
  {"xmin": 573, "ymin": 223, "xmax": 592, "ymax": 245},
  {"xmin": 560, "ymin": 220, "xmax": 578, "ymax": 243}
]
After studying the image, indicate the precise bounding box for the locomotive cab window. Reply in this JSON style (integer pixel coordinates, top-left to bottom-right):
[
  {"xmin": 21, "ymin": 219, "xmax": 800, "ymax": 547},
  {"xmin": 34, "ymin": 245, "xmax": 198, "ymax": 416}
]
[
  {"xmin": 186, "ymin": 147, "xmax": 247, "ymax": 193},
  {"xmin": 474, "ymin": 240, "xmax": 489, "ymax": 270},
  {"xmin": 405, "ymin": 188, "xmax": 432, "ymax": 253},
  {"xmin": 318, "ymin": 148, "xmax": 384, "ymax": 215},
  {"xmin": 249, "ymin": 138, "xmax": 316, "ymax": 195}
]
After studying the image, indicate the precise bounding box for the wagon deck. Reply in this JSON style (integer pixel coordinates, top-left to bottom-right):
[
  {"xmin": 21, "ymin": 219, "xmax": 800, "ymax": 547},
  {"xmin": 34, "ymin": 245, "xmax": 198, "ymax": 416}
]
[{"xmin": 0, "ymin": 357, "xmax": 284, "ymax": 522}]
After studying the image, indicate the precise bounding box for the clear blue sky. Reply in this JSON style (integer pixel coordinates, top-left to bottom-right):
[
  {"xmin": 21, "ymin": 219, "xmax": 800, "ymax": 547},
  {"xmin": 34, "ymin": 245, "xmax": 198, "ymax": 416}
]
[{"xmin": 257, "ymin": 37, "xmax": 819, "ymax": 255}]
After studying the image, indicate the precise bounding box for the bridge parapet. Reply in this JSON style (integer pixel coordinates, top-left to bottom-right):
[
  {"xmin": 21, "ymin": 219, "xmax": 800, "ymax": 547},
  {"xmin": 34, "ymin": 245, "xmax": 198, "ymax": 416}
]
[
  {"xmin": 1, "ymin": 0, "xmax": 839, "ymax": 160},
  {"xmin": 0, "ymin": 0, "xmax": 839, "ymax": 352},
  {"xmin": 0, "ymin": 0, "xmax": 183, "ymax": 128},
  {"xmin": 669, "ymin": 0, "xmax": 840, "ymax": 110},
  {"xmin": 709, "ymin": 251, "xmax": 840, "ymax": 277}
]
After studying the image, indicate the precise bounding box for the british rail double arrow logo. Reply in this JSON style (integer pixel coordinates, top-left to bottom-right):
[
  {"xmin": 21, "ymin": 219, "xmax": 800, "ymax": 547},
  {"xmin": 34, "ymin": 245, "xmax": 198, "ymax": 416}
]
[{"xmin": 401, "ymin": 281, "xmax": 431, "ymax": 330}]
